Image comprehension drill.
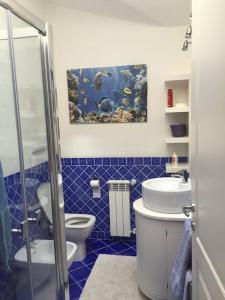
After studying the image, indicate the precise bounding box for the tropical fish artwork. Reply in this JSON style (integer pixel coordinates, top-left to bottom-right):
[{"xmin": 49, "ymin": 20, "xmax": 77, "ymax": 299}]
[{"xmin": 67, "ymin": 64, "xmax": 147, "ymax": 124}]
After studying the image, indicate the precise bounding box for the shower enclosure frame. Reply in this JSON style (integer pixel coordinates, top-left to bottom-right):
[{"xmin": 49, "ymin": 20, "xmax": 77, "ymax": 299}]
[{"xmin": 0, "ymin": 1, "xmax": 68, "ymax": 299}]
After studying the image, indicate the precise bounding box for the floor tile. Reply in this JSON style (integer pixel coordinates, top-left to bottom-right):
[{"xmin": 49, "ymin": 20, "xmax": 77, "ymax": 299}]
[
  {"xmin": 69, "ymin": 280, "xmax": 86, "ymax": 300},
  {"xmin": 109, "ymin": 242, "xmax": 132, "ymax": 252},
  {"xmin": 82, "ymin": 252, "xmax": 98, "ymax": 265},
  {"xmin": 86, "ymin": 240, "xmax": 109, "ymax": 251},
  {"xmin": 70, "ymin": 265, "xmax": 90, "ymax": 282},
  {"xmin": 69, "ymin": 239, "xmax": 136, "ymax": 299}
]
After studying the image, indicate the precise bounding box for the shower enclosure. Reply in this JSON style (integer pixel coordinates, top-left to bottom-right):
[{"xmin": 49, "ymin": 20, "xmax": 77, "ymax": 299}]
[{"xmin": 0, "ymin": 1, "xmax": 68, "ymax": 300}]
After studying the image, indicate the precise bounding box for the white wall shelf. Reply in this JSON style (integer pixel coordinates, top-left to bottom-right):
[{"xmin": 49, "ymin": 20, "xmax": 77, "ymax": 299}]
[
  {"xmin": 165, "ymin": 74, "xmax": 191, "ymax": 82},
  {"xmin": 165, "ymin": 106, "xmax": 189, "ymax": 113},
  {"xmin": 164, "ymin": 74, "xmax": 191, "ymax": 174},
  {"xmin": 165, "ymin": 137, "xmax": 189, "ymax": 144},
  {"xmin": 165, "ymin": 163, "xmax": 189, "ymax": 173}
]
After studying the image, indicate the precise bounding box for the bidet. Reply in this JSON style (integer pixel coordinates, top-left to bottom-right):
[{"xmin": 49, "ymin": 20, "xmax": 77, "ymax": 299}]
[{"xmin": 15, "ymin": 240, "xmax": 77, "ymax": 300}]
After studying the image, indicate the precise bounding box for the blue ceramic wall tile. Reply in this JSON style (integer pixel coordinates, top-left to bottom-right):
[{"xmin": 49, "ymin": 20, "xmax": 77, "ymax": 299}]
[
  {"xmin": 102, "ymin": 158, "xmax": 110, "ymax": 165},
  {"xmin": 94, "ymin": 158, "xmax": 102, "ymax": 165},
  {"xmin": 161, "ymin": 157, "xmax": 169, "ymax": 165},
  {"xmin": 144, "ymin": 157, "xmax": 151, "ymax": 165},
  {"xmin": 152, "ymin": 157, "xmax": 161, "ymax": 165},
  {"xmin": 72, "ymin": 158, "xmax": 79, "ymax": 165},
  {"xmin": 61, "ymin": 156, "xmax": 187, "ymax": 240},
  {"xmin": 127, "ymin": 157, "xmax": 134, "ymax": 165},
  {"xmin": 178, "ymin": 156, "xmax": 188, "ymax": 163},
  {"xmin": 86, "ymin": 158, "xmax": 95, "ymax": 165},
  {"xmin": 134, "ymin": 157, "xmax": 143, "ymax": 165},
  {"xmin": 118, "ymin": 157, "xmax": 127, "ymax": 165},
  {"xmin": 110, "ymin": 157, "xmax": 118, "ymax": 165},
  {"xmin": 79, "ymin": 158, "xmax": 87, "ymax": 165}
]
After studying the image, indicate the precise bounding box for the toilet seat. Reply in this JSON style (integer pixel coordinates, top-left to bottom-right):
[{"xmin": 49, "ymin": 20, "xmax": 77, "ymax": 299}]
[{"xmin": 65, "ymin": 214, "xmax": 96, "ymax": 229}]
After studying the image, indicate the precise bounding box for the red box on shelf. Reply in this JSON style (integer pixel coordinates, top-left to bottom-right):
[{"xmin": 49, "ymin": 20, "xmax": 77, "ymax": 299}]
[{"xmin": 167, "ymin": 89, "xmax": 173, "ymax": 107}]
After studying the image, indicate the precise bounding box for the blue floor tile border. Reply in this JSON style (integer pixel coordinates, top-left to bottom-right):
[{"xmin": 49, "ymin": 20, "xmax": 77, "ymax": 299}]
[{"xmin": 69, "ymin": 238, "xmax": 136, "ymax": 300}]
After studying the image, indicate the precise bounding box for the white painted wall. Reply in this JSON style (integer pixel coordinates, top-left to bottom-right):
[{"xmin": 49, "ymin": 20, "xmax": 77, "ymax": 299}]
[
  {"xmin": 15, "ymin": 0, "xmax": 45, "ymax": 19},
  {"xmin": 0, "ymin": 0, "xmax": 191, "ymax": 176},
  {"xmin": 44, "ymin": 2, "xmax": 191, "ymax": 157}
]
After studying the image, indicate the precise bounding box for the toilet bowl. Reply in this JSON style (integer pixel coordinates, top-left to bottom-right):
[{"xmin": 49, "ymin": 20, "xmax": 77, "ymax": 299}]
[
  {"xmin": 37, "ymin": 179, "xmax": 96, "ymax": 261},
  {"xmin": 65, "ymin": 213, "xmax": 96, "ymax": 260}
]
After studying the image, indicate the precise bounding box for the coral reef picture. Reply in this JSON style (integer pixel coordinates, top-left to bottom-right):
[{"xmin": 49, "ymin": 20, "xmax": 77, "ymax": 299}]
[{"xmin": 67, "ymin": 64, "xmax": 147, "ymax": 124}]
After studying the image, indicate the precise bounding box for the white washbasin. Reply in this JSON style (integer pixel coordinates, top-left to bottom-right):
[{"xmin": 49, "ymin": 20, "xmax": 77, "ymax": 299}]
[
  {"xmin": 142, "ymin": 177, "xmax": 191, "ymax": 214},
  {"xmin": 15, "ymin": 240, "xmax": 77, "ymax": 288}
]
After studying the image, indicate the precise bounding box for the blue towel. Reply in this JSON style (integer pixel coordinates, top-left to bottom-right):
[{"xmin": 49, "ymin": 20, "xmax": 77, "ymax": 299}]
[
  {"xmin": 183, "ymin": 269, "xmax": 192, "ymax": 300},
  {"xmin": 0, "ymin": 162, "xmax": 12, "ymax": 269},
  {"xmin": 171, "ymin": 220, "xmax": 192, "ymax": 300}
]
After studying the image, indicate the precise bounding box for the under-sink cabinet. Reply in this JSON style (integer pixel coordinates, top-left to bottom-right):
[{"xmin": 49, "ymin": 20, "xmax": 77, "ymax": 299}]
[{"xmin": 133, "ymin": 199, "xmax": 188, "ymax": 300}]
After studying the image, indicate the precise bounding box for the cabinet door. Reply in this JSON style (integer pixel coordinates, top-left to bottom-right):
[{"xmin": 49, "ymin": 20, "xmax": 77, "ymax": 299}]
[
  {"xmin": 166, "ymin": 221, "xmax": 185, "ymax": 300},
  {"xmin": 136, "ymin": 214, "xmax": 167, "ymax": 300}
]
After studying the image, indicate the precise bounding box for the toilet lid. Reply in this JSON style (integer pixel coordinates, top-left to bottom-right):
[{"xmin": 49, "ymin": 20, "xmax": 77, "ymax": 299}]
[
  {"xmin": 37, "ymin": 182, "xmax": 53, "ymax": 223},
  {"xmin": 37, "ymin": 174, "xmax": 64, "ymax": 224}
]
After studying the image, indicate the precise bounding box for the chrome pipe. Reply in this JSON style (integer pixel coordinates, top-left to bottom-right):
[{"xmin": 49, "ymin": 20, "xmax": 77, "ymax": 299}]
[
  {"xmin": 6, "ymin": 9, "xmax": 34, "ymax": 300},
  {"xmin": 11, "ymin": 228, "xmax": 22, "ymax": 236}
]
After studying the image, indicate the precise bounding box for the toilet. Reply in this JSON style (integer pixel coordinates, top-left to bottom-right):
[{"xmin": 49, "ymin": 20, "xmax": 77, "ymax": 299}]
[
  {"xmin": 65, "ymin": 213, "xmax": 96, "ymax": 260},
  {"xmin": 37, "ymin": 181, "xmax": 96, "ymax": 261}
]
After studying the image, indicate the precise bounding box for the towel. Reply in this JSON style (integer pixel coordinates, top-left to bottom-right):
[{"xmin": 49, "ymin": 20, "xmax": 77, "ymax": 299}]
[
  {"xmin": 171, "ymin": 220, "xmax": 192, "ymax": 300},
  {"xmin": 183, "ymin": 269, "xmax": 192, "ymax": 300},
  {"xmin": 0, "ymin": 162, "xmax": 12, "ymax": 269}
]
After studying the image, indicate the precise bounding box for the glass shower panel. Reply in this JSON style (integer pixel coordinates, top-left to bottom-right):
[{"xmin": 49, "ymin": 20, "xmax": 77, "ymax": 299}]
[
  {"xmin": 10, "ymin": 14, "xmax": 58, "ymax": 300},
  {"xmin": 0, "ymin": 7, "xmax": 33, "ymax": 300}
]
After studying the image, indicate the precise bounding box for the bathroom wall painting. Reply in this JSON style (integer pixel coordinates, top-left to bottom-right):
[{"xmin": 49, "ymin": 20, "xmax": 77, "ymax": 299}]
[{"xmin": 67, "ymin": 64, "xmax": 147, "ymax": 124}]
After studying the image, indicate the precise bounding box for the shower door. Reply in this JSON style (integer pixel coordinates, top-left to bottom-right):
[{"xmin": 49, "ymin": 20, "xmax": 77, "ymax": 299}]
[
  {"xmin": 0, "ymin": 6, "xmax": 34, "ymax": 300},
  {"xmin": 0, "ymin": 4, "xmax": 68, "ymax": 300}
]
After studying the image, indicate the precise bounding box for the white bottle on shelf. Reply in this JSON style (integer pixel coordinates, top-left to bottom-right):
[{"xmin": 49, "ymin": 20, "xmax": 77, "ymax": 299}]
[{"xmin": 171, "ymin": 152, "xmax": 178, "ymax": 166}]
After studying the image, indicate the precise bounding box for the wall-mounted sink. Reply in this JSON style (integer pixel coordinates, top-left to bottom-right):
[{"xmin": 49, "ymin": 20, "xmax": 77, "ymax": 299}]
[{"xmin": 142, "ymin": 177, "xmax": 191, "ymax": 214}]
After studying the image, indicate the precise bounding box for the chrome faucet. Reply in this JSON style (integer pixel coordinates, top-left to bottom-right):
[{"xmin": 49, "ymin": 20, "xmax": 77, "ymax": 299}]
[
  {"xmin": 11, "ymin": 209, "xmax": 42, "ymax": 238},
  {"xmin": 30, "ymin": 240, "xmax": 38, "ymax": 250},
  {"xmin": 28, "ymin": 209, "xmax": 41, "ymax": 225},
  {"xmin": 171, "ymin": 169, "xmax": 189, "ymax": 183}
]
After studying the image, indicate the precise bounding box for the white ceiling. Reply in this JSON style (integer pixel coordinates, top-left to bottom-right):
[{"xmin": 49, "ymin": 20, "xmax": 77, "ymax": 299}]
[{"xmin": 47, "ymin": 0, "xmax": 192, "ymax": 26}]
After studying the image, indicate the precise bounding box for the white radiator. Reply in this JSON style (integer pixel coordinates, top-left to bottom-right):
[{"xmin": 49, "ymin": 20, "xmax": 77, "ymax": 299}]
[{"xmin": 107, "ymin": 180, "xmax": 131, "ymax": 237}]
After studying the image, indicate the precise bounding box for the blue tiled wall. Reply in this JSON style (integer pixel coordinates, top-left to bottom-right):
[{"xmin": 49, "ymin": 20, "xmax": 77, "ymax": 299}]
[
  {"xmin": 0, "ymin": 162, "xmax": 50, "ymax": 300},
  {"xmin": 1, "ymin": 156, "xmax": 187, "ymax": 298},
  {"xmin": 62, "ymin": 157, "xmax": 187, "ymax": 240}
]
